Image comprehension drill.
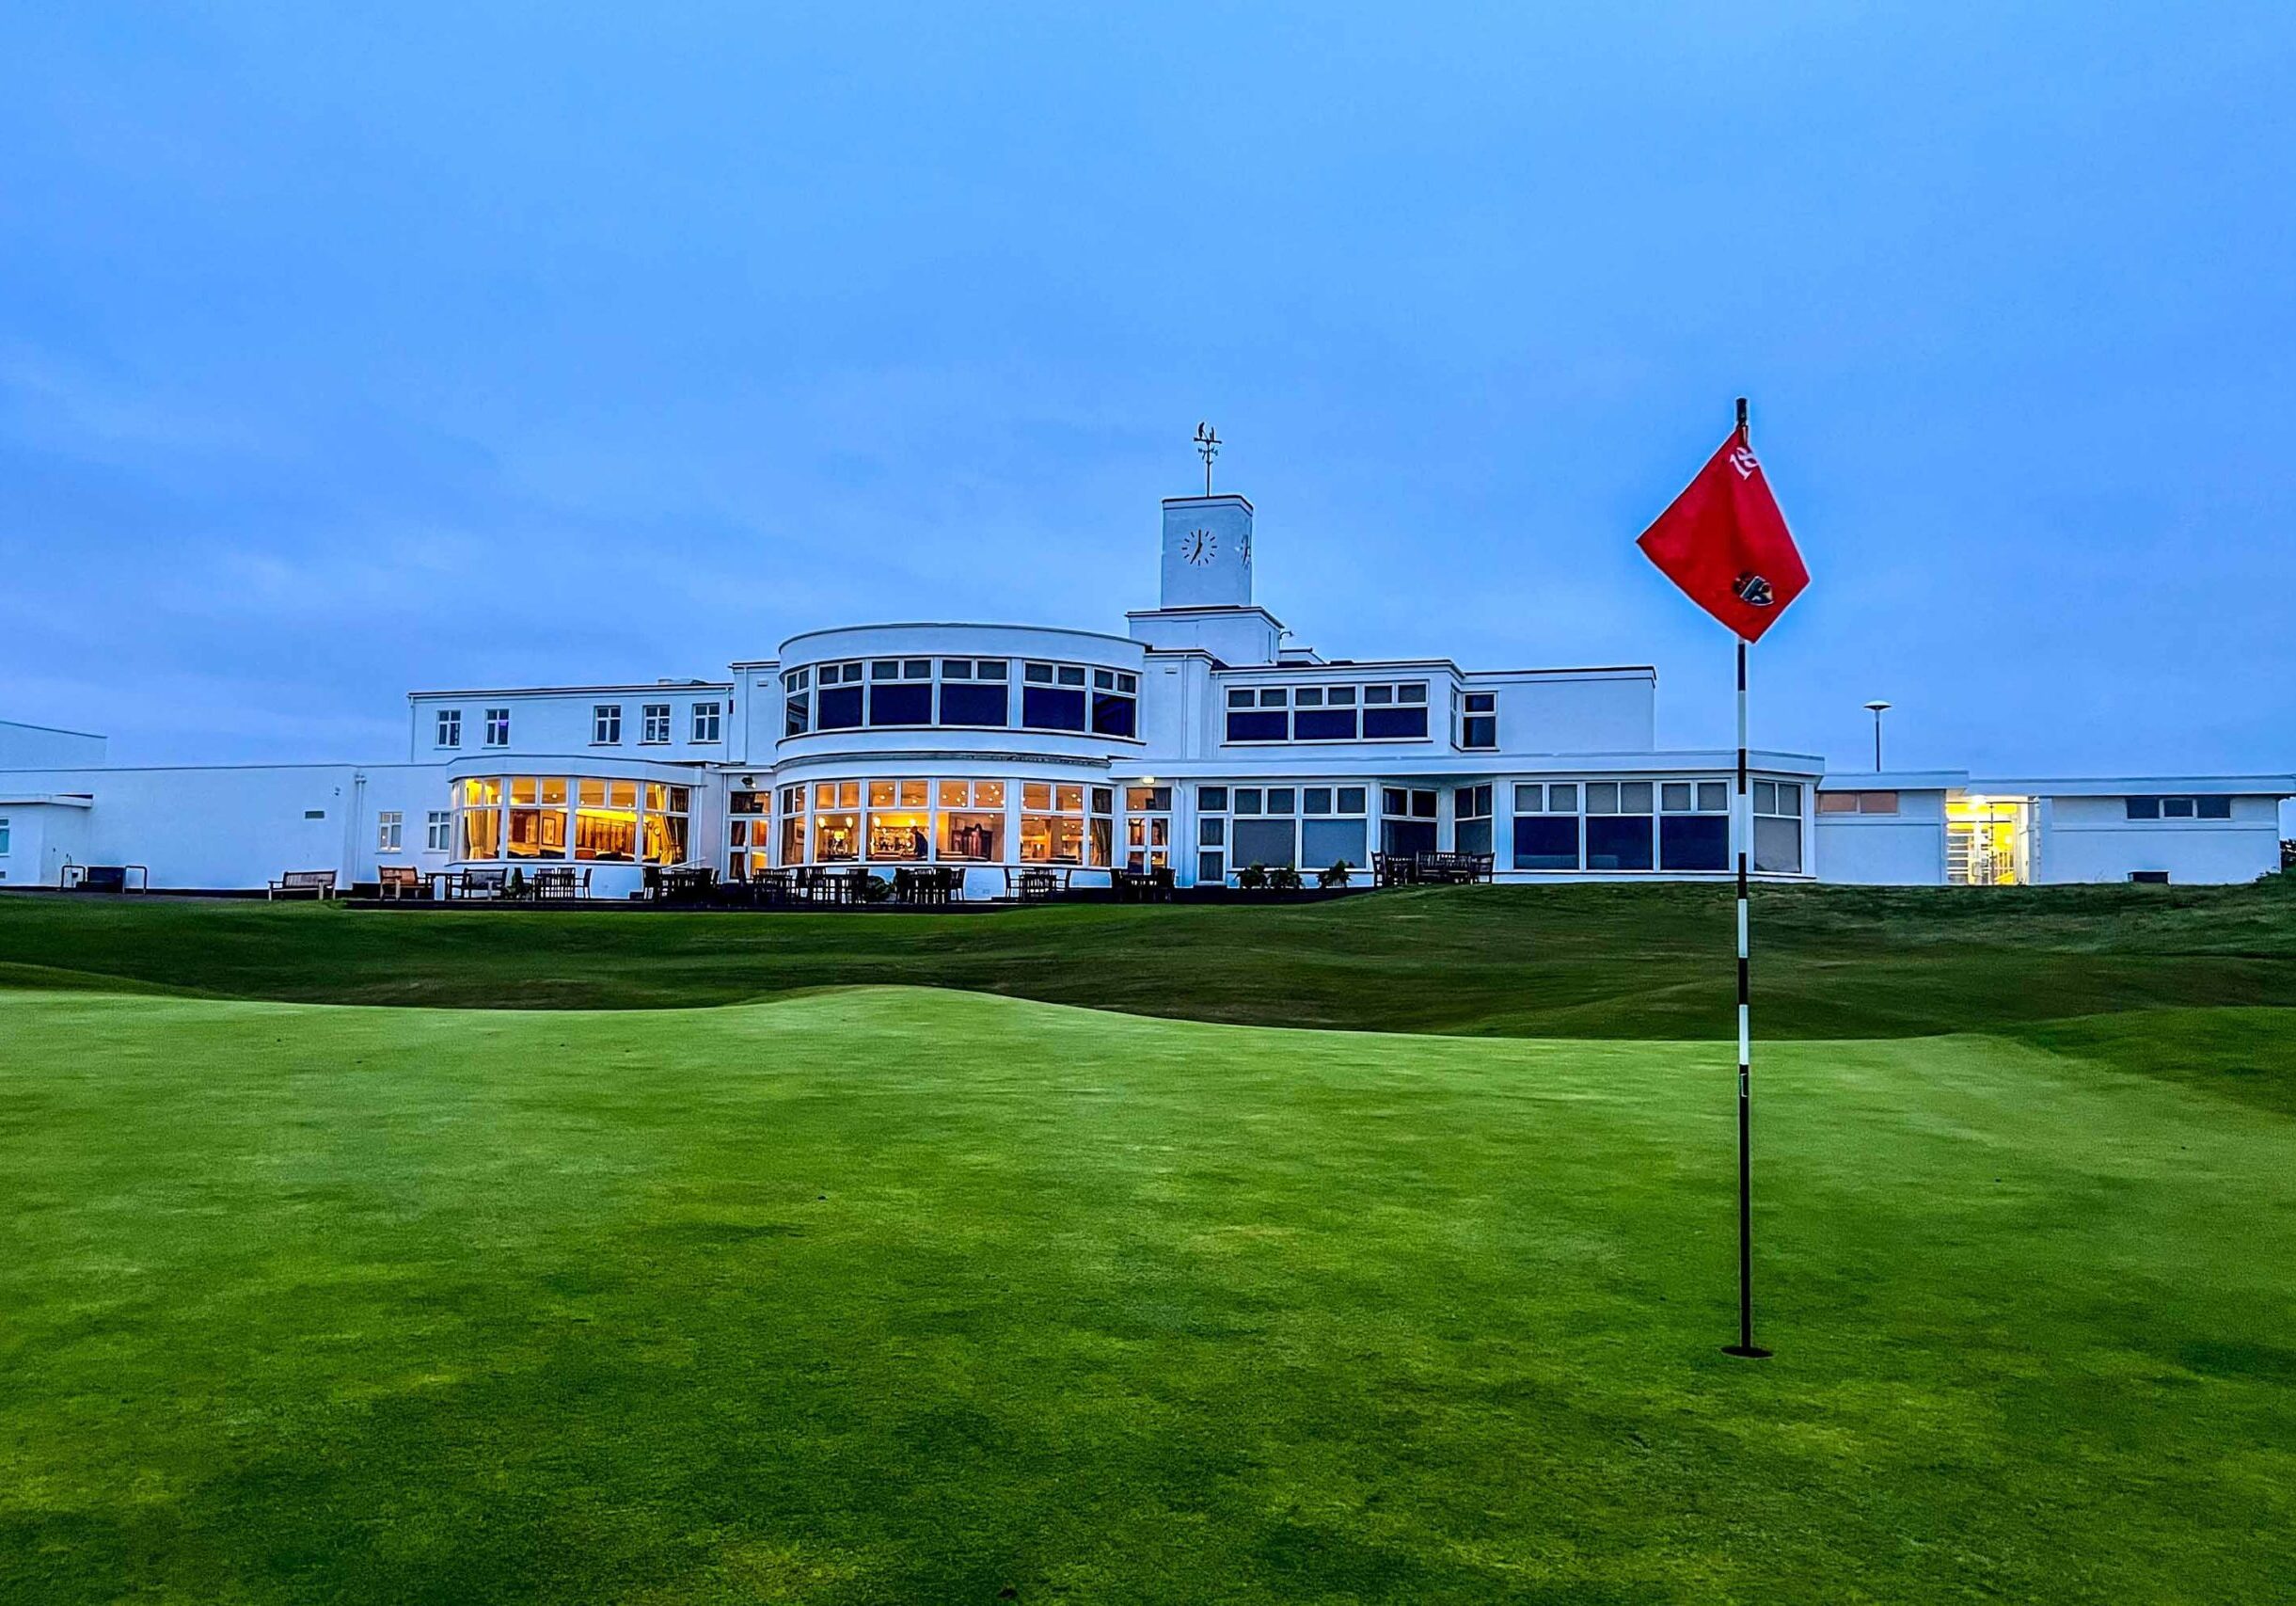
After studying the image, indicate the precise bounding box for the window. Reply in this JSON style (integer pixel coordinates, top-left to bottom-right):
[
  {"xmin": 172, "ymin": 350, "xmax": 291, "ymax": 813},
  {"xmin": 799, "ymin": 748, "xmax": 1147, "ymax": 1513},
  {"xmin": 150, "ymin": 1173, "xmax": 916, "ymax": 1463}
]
[
  {"xmin": 1020, "ymin": 780, "xmax": 1110, "ymax": 866},
  {"xmin": 1455, "ymin": 784, "xmax": 1495, "ymax": 856},
  {"xmin": 435, "ymin": 708, "xmax": 462, "ymax": 748},
  {"xmin": 1363, "ymin": 682, "xmax": 1430, "ymax": 740},
  {"xmin": 1512, "ymin": 784, "xmax": 1581, "ymax": 870},
  {"xmin": 692, "ymin": 702, "xmax": 721, "ymax": 743},
  {"xmin": 457, "ymin": 777, "xmax": 502, "ymax": 859},
  {"xmin": 1124, "ymin": 785, "xmax": 1173, "ymax": 871},
  {"xmin": 643, "ymin": 783, "xmax": 693, "ymax": 865},
  {"xmin": 1379, "ymin": 787, "xmax": 1439, "ymax": 857},
  {"xmin": 483, "ymin": 708, "xmax": 511, "ymax": 747},
  {"xmin": 940, "ymin": 659, "xmax": 1008, "ymax": 727},
  {"xmin": 784, "ymin": 667, "xmax": 812, "ymax": 738},
  {"xmin": 641, "ymin": 704, "xmax": 673, "ymax": 744},
  {"xmin": 1819, "ymin": 789, "xmax": 1899, "ymax": 816},
  {"xmin": 1196, "ymin": 782, "xmax": 1371, "ymax": 878},
  {"xmin": 815, "ymin": 662, "xmax": 865, "ymax": 731},
  {"xmin": 1225, "ymin": 687, "xmax": 1289, "ymax": 742},
  {"xmin": 425, "ymin": 810, "xmax": 452, "ymax": 852},
  {"xmin": 1585, "ymin": 781, "xmax": 1655, "ymax": 871},
  {"xmin": 593, "ymin": 704, "xmax": 623, "ymax": 745},
  {"xmin": 938, "ymin": 779, "xmax": 1007, "ymax": 862},
  {"xmin": 1658, "ymin": 777, "xmax": 1730, "ymax": 871},
  {"xmin": 1021, "ymin": 662, "xmax": 1091, "ymax": 733},
  {"xmin": 1460, "ymin": 692, "xmax": 1496, "ymax": 751},
  {"xmin": 1754, "ymin": 781, "xmax": 1804, "ymax": 873},
  {"xmin": 376, "ymin": 811, "xmax": 404, "ymax": 852},
  {"xmin": 506, "ymin": 776, "xmax": 570, "ymax": 859},
  {"xmin": 867, "ymin": 660, "xmax": 934, "ymax": 726},
  {"xmin": 576, "ymin": 779, "xmax": 641, "ymax": 862},
  {"xmin": 1091, "ymin": 669, "xmax": 1139, "ymax": 739},
  {"xmin": 2128, "ymin": 794, "xmax": 2233, "ymax": 820},
  {"xmin": 1222, "ymin": 680, "xmax": 1431, "ymax": 743}
]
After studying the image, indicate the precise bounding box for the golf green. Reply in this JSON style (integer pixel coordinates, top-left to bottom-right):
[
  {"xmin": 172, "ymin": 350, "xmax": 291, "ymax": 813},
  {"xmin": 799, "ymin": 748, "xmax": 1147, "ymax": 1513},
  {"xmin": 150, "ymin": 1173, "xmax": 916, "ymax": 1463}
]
[{"xmin": 5, "ymin": 983, "xmax": 2292, "ymax": 1603}]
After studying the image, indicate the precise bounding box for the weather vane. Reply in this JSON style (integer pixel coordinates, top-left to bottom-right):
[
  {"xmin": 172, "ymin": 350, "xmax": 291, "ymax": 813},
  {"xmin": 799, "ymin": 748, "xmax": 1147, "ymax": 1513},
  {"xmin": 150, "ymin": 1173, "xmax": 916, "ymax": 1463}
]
[{"xmin": 1194, "ymin": 421, "xmax": 1220, "ymax": 496}]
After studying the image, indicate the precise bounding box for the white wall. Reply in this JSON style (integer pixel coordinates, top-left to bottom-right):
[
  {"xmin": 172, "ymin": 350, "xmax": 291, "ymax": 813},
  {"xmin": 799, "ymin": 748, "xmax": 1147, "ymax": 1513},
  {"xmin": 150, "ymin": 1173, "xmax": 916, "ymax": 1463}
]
[
  {"xmin": 407, "ymin": 685, "xmax": 733, "ymax": 767},
  {"xmin": 2037, "ymin": 794, "xmax": 2283, "ymax": 884},
  {"xmin": 1813, "ymin": 791, "xmax": 1949, "ymax": 884}
]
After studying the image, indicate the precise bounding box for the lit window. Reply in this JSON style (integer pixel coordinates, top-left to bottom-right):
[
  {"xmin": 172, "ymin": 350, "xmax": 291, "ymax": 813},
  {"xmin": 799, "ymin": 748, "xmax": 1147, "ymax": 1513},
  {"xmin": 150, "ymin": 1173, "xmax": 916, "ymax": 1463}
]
[
  {"xmin": 593, "ymin": 705, "xmax": 623, "ymax": 745},
  {"xmin": 376, "ymin": 811, "xmax": 403, "ymax": 851}
]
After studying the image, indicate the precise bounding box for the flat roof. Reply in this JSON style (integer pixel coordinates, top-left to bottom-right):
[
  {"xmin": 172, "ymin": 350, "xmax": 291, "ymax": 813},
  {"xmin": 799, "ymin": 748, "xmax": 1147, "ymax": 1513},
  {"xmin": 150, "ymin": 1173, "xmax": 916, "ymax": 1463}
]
[{"xmin": 406, "ymin": 682, "xmax": 733, "ymax": 700}]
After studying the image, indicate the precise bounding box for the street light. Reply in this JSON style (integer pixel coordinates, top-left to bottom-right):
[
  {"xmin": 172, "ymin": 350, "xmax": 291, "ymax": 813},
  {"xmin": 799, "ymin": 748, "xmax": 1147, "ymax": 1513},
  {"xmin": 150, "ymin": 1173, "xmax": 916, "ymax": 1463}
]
[{"xmin": 1862, "ymin": 701, "xmax": 1892, "ymax": 771}]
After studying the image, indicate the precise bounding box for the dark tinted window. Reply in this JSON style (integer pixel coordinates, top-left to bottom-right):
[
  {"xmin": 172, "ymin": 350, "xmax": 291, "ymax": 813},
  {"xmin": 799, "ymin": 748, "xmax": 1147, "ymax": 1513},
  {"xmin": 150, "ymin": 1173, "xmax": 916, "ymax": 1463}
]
[
  {"xmin": 1463, "ymin": 716, "xmax": 1496, "ymax": 749},
  {"xmin": 1293, "ymin": 708, "xmax": 1357, "ymax": 740},
  {"xmin": 1382, "ymin": 819, "xmax": 1438, "ymax": 856},
  {"xmin": 2124, "ymin": 796, "xmax": 2161, "ymax": 819},
  {"xmin": 867, "ymin": 683, "xmax": 932, "ymax": 726},
  {"xmin": 1227, "ymin": 710, "xmax": 1288, "ymax": 741},
  {"xmin": 1021, "ymin": 686, "xmax": 1087, "ymax": 732},
  {"xmin": 2197, "ymin": 796, "xmax": 2232, "ymax": 819},
  {"xmin": 1660, "ymin": 815, "xmax": 1730, "ymax": 871},
  {"xmin": 939, "ymin": 682, "xmax": 1007, "ymax": 726},
  {"xmin": 1364, "ymin": 707, "xmax": 1429, "ymax": 740},
  {"xmin": 1513, "ymin": 816, "xmax": 1578, "ymax": 869},
  {"xmin": 1586, "ymin": 816, "xmax": 1654, "ymax": 871},
  {"xmin": 1091, "ymin": 692, "xmax": 1136, "ymax": 739},
  {"xmin": 815, "ymin": 686, "xmax": 863, "ymax": 730}
]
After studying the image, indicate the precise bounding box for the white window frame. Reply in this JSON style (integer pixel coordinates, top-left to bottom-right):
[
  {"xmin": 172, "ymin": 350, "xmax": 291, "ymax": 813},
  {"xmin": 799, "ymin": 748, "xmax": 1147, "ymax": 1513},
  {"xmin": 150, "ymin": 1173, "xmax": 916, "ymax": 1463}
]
[
  {"xmin": 376, "ymin": 811, "xmax": 404, "ymax": 852},
  {"xmin": 592, "ymin": 704, "xmax": 623, "ymax": 745},
  {"xmin": 691, "ymin": 701, "xmax": 721, "ymax": 743},
  {"xmin": 424, "ymin": 810, "xmax": 452, "ymax": 851},
  {"xmin": 483, "ymin": 708, "xmax": 511, "ymax": 747},
  {"xmin": 641, "ymin": 703, "xmax": 673, "ymax": 745},
  {"xmin": 435, "ymin": 708, "xmax": 462, "ymax": 748}
]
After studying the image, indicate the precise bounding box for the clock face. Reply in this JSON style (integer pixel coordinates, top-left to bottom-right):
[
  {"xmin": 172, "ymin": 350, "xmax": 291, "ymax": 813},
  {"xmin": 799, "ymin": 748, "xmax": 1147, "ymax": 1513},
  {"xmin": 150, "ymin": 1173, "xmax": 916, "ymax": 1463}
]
[
  {"xmin": 1180, "ymin": 527, "xmax": 1216, "ymax": 565},
  {"xmin": 1239, "ymin": 532, "xmax": 1252, "ymax": 565}
]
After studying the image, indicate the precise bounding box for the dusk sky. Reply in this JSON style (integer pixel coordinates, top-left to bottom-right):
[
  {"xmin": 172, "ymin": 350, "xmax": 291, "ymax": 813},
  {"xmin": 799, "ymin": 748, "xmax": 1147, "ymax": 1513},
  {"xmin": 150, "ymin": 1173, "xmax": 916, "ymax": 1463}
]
[{"xmin": 3, "ymin": 5, "xmax": 2290, "ymax": 787}]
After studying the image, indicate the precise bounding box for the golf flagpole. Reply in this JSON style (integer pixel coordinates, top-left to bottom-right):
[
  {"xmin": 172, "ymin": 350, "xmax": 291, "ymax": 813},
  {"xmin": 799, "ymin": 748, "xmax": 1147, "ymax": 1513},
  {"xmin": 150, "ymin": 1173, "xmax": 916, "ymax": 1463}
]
[
  {"xmin": 1726, "ymin": 398, "xmax": 1768, "ymax": 1360},
  {"xmin": 1633, "ymin": 394, "xmax": 1807, "ymax": 1360}
]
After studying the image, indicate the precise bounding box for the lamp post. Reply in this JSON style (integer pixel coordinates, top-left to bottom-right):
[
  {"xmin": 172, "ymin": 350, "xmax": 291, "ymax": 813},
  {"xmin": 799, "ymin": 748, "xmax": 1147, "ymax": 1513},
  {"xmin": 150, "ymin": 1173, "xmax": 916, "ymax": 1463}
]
[{"xmin": 1863, "ymin": 701, "xmax": 1892, "ymax": 771}]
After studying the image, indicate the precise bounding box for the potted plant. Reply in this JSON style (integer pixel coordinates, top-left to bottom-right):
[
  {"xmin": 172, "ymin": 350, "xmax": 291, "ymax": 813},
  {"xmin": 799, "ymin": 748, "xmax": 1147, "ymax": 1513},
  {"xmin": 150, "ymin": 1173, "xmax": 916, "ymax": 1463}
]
[
  {"xmin": 1237, "ymin": 862, "xmax": 1270, "ymax": 891},
  {"xmin": 1320, "ymin": 860, "xmax": 1354, "ymax": 889},
  {"xmin": 1269, "ymin": 866, "xmax": 1304, "ymax": 892}
]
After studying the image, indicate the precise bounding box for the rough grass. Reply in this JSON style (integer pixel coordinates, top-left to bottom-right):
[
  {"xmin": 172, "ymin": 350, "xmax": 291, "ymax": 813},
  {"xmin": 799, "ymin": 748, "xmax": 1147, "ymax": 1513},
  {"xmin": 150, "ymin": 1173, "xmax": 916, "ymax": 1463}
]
[{"xmin": 4, "ymin": 987, "xmax": 2293, "ymax": 1604}]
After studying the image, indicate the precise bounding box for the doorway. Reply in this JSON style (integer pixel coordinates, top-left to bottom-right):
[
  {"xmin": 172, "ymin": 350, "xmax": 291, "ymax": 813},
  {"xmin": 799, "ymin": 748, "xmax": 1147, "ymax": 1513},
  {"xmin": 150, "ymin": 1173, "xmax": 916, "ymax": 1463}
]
[{"xmin": 1946, "ymin": 795, "xmax": 2034, "ymax": 885}]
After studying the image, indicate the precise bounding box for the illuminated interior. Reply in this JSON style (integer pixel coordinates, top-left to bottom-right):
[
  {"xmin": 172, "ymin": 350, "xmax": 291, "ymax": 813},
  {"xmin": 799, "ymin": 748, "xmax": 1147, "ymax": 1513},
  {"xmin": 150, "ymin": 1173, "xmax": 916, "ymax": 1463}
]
[
  {"xmin": 753, "ymin": 775, "xmax": 1110, "ymax": 871},
  {"xmin": 1947, "ymin": 795, "xmax": 2030, "ymax": 885},
  {"xmin": 453, "ymin": 775, "xmax": 691, "ymax": 867}
]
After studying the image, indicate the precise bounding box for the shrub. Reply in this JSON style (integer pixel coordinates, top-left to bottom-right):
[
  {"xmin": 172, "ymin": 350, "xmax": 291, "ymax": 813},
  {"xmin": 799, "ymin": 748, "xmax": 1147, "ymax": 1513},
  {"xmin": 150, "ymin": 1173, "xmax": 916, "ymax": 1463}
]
[
  {"xmin": 1320, "ymin": 860, "xmax": 1354, "ymax": 889},
  {"xmin": 1269, "ymin": 866, "xmax": 1304, "ymax": 892},
  {"xmin": 1237, "ymin": 863, "xmax": 1269, "ymax": 890}
]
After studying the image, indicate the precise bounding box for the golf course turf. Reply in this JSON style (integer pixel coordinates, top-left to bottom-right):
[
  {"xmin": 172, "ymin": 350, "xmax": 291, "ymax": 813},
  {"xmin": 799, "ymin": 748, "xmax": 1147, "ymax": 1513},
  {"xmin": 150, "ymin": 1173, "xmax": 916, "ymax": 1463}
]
[{"xmin": 3, "ymin": 884, "xmax": 2292, "ymax": 1602}]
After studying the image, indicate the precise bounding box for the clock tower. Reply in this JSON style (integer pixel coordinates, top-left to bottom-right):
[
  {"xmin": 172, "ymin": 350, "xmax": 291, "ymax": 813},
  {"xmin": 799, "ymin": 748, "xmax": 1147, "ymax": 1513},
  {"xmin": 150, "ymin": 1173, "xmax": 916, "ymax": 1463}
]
[{"xmin": 1159, "ymin": 493, "xmax": 1255, "ymax": 610}]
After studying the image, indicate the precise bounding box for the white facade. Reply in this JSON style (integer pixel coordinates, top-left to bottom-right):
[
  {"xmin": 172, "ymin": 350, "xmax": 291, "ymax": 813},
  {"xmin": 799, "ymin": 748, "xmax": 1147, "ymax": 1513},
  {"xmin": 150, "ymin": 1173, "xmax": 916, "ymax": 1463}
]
[{"xmin": 1, "ymin": 491, "xmax": 2288, "ymax": 895}]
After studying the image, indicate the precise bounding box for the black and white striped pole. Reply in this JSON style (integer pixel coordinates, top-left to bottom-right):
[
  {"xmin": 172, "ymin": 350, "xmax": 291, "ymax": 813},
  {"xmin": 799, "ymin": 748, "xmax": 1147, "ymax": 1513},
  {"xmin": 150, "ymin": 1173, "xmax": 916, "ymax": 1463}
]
[{"xmin": 1724, "ymin": 395, "xmax": 1771, "ymax": 1360}]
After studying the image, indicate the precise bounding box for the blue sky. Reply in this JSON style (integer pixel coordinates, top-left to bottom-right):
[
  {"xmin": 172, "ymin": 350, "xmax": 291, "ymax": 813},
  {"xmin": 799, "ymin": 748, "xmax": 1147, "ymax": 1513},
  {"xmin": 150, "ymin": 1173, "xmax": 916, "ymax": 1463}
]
[{"xmin": 3, "ymin": 3, "xmax": 2291, "ymax": 785}]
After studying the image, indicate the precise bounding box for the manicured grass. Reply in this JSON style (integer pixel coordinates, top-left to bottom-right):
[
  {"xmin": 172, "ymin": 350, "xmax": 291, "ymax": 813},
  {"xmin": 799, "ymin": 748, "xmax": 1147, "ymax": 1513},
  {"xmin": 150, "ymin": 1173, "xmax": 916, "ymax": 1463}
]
[
  {"xmin": 4, "ymin": 987, "xmax": 2293, "ymax": 1603},
  {"xmin": 1, "ymin": 879, "xmax": 2293, "ymax": 1040}
]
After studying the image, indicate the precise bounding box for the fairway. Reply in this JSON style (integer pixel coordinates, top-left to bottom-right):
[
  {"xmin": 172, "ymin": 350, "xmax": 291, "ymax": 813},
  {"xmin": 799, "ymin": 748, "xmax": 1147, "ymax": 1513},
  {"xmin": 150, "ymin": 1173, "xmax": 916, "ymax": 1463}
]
[{"xmin": 5, "ymin": 970, "xmax": 2294, "ymax": 1602}]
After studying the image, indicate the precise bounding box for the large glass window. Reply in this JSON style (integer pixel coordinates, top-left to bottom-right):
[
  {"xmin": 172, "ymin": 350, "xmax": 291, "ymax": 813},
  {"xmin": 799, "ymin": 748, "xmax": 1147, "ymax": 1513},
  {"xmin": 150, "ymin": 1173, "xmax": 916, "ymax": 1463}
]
[
  {"xmin": 1455, "ymin": 784, "xmax": 1495, "ymax": 856},
  {"xmin": 865, "ymin": 778, "xmax": 932, "ymax": 859},
  {"xmin": 815, "ymin": 663, "xmax": 865, "ymax": 731},
  {"xmin": 575, "ymin": 779, "xmax": 640, "ymax": 862},
  {"xmin": 458, "ymin": 777, "xmax": 502, "ymax": 859},
  {"xmin": 867, "ymin": 660, "xmax": 934, "ymax": 727},
  {"xmin": 1510, "ymin": 784, "xmax": 1580, "ymax": 869},
  {"xmin": 1362, "ymin": 683, "xmax": 1430, "ymax": 740},
  {"xmin": 1753, "ymin": 780, "xmax": 1803, "ymax": 874},
  {"xmin": 1379, "ymin": 787, "xmax": 1439, "ymax": 857},
  {"xmin": 1223, "ymin": 681, "xmax": 1430, "ymax": 743},
  {"xmin": 1658, "ymin": 777, "xmax": 1730, "ymax": 871},
  {"xmin": 507, "ymin": 776, "xmax": 569, "ymax": 860},
  {"xmin": 778, "ymin": 785, "xmax": 808, "ymax": 865},
  {"xmin": 1090, "ymin": 669, "xmax": 1139, "ymax": 738},
  {"xmin": 1197, "ymin": 783, "xmax": 1370, "ymax": 880},
  {"xmin": 1021, "ymin": 663, "xmax": 1090, "ymax": 733},
  {"xmin": 1584, "ymin": 781, "xmax": 1655, "ymax": 871},
  {"xmin": 939, "ymin": 660, "xmax": 1008, "ymax": 727},
  {"xmin": 938, "ymin": 780, "xmax": 1007, "ymax": 861}
]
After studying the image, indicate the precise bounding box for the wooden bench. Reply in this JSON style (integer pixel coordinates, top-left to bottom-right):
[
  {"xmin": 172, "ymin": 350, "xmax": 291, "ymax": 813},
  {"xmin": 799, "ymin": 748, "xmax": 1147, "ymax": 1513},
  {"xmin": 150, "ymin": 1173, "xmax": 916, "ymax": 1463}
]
[
  {"xmin": 377, "ymin": 864, "xmax": 426, "ymax": 900},
  {"xmin": 1371, "ymin": 852, "xmax": 1418, "ymax": 887},
  {"xmin": 267, "ymin": 869, "xmax": 337, "ymax": 901}
]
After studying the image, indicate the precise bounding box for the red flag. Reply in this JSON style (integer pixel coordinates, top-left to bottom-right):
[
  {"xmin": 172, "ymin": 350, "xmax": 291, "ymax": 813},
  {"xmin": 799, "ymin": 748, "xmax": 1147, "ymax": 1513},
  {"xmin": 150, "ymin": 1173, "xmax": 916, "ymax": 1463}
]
[{"xmin": 1637, "ymin": 433, "xmax": 1809, "ymax": 642}]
